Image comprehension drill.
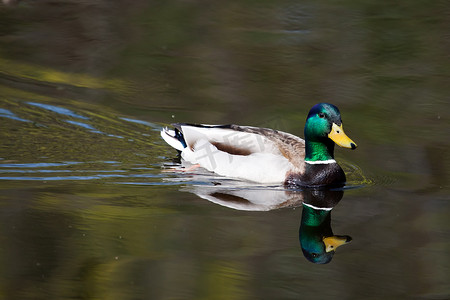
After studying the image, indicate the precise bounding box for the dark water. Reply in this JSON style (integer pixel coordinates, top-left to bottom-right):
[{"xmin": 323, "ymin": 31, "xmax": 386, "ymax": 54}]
[{"xmin": 1, "ymin": 1, "xmax": 449, "ymax": 299}]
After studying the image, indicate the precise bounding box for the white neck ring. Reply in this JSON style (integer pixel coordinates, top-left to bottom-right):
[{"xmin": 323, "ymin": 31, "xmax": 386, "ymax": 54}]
[{"xmin": 305, "ymin": 159, "xmax": 336, "ymax": 165}]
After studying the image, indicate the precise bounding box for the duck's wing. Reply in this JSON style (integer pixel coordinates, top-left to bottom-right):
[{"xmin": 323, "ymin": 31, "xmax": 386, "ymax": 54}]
[
  {"xmin": 161, "ymin": 124, "xmax": 306, "ymax": 183},
  {"xmin": 172, "ymin": 123, "xmax": 305, "ymax": 167},
  {"xmin": 229, "ymin": 124, "xmax": 306, "ymax": 169}
]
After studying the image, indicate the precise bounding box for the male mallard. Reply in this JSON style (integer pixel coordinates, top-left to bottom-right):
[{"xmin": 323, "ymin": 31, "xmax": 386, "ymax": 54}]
[
  {"xmin": 161, "ymin": 103, "xmax": 357, "ymax": 188},
  {"xmin": 300, "ymin": 189, "xmax": 351, "ymax": 264}
]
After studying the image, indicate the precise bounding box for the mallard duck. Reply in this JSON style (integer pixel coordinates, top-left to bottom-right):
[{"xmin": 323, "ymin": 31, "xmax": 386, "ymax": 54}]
[
  {"xmin": 161, "ymin": 103, "xmax": 357, "ymax": 188},
  {"xmin": 300, "ymin": 189, "xmax": 351, "ymax": 264}
]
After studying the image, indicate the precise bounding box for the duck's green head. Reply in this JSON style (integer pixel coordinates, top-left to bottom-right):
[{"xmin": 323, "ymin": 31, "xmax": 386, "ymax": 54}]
[{"xmin": 304, "ymin": 103, "xmax": 357, "ymax": 161}]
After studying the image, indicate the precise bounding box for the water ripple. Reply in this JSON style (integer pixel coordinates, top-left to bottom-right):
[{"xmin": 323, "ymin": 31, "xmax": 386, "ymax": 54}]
[
  {"xmin": 0, "ymin": 174, "xmax": 162, "ymax": 181},
  {"xmin": 27, "ymin": 102, "xmax": 89, "ymax": 120},
  {"xmin": 64, "ymin": 120, "xmax": 124, "ymax": 138},
  {"xmin": 0, "ymin": 108, "xmax": 31, "ymax": 123},
  {"xmin": 120, "ymin": 117, "xmax": 161, "ymax": 130},
  {"xmin": 0, "ymin": 160, "xmax": 162, "ymax": 181},
  {"xmin": 0, "ymin": 162, "xmax": 82, "ymax": 168}
]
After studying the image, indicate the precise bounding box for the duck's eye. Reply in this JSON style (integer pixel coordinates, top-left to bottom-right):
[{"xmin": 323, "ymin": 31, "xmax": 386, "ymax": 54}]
[
  {"xmin": 311, "ymin": 253, "xmax": 318, "ymax": 258},
  {"xmin": 318, "ymin": 113, "xmax": 325, "ymax": 118}
]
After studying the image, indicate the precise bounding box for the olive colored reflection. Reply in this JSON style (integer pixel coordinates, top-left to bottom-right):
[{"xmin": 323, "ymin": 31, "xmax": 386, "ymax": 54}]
[{"xmin": 299, "ymin": 190, "xmax": 352, "ymax": 264}]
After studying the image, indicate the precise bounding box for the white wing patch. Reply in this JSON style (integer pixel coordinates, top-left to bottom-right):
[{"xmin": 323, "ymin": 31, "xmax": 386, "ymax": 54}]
[
  {"xmin": 161, "ymin": 125, "xmax": 304, "ymax": 183},
  {"xmin": 180, "ymin": 125, "xmax": 282, "ymax": 155},
  {"xmin": 182, "ymin": 139, "xmax": 293, "ymax": 183}
]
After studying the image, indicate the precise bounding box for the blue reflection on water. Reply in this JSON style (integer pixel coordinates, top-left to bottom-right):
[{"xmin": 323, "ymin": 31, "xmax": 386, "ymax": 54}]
[
  {"xmin": 27, "ymin": 102, "xmax": 89, "ymax": 119},
  {"xmin": 65, "ymin": 120, "xmax": 96, "ymax": 130},
  {"xmin": 0, "ymin": 169, "xmax": 126, "ymax": 173},
  {"xmin": 120, "ymin": 117, "xmax": 160, "ymax": 130},
  {"xmin": 65, "ymin": 120, "xmax": 124, "ymax": 139},
  {"xmin": 0, "ymin": 162, "xmax": 82, "ymax": 168},
  {"xmin": 0, "ymin": 160, "xmax": 161, "ymax": 181},
  {"xmin": 0, "ymin": 108, "xmax": 31, "ymax": 122},
  {"xmin": 0, "ymin": 174, "xmax": 162, "ymax": 181}
]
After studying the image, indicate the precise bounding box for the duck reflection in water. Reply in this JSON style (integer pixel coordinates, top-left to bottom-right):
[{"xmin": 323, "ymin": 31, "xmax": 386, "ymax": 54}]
[
  {"xmin": 300, "ymin": 189, "xmax": 351, "ymax": 264},
  {"xmin": 184, "ymin": 184, "xmax": 351, "ymax": 264}
]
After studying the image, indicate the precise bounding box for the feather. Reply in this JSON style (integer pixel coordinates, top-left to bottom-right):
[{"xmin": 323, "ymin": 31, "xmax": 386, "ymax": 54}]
[{"xmin": 160, "ymin": 128, "xmax": 185, "ymax": 151}]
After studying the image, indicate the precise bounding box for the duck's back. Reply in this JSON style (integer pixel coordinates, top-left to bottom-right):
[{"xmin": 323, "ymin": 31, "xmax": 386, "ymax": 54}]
[{"xmin": 163, "ymin": 124, "xmax": 306, "ymax": 183}]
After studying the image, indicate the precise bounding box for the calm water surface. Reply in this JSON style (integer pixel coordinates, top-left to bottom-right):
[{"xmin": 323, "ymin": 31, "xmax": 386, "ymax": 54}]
[{"xmin": 0, "ymin": 1, "xmax": 449, "ymax": 299}]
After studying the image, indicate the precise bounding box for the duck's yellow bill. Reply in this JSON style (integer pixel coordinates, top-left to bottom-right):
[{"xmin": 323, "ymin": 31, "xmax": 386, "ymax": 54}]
[
  {"xmin": 323, "ymin": 235, "xmax": 352, "ymax": 253},
  {"xmin": 328, "ymin": 123, "xmax": 357, "ymax": 149}
]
